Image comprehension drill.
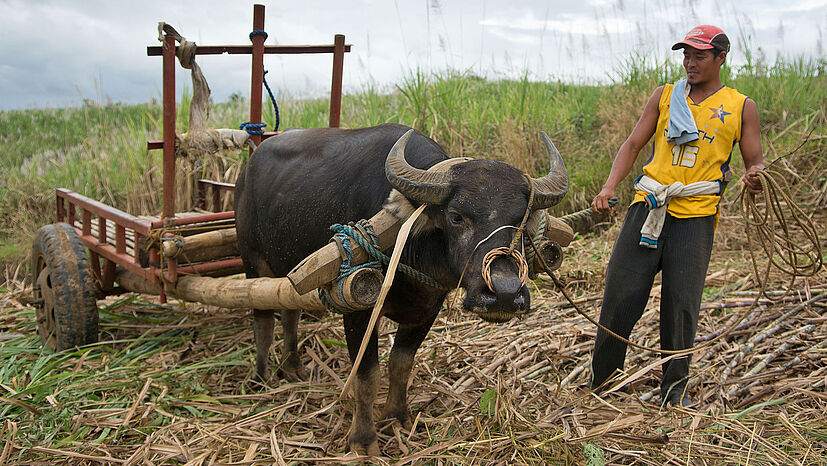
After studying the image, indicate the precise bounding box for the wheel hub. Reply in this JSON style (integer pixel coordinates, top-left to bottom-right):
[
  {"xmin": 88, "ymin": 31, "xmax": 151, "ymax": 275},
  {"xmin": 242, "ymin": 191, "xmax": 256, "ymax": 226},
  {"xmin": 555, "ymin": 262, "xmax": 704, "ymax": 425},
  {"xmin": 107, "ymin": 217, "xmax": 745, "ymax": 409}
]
[{"xmin": 35, "ymin": 266, "xmax": 57, "ymax": 350}]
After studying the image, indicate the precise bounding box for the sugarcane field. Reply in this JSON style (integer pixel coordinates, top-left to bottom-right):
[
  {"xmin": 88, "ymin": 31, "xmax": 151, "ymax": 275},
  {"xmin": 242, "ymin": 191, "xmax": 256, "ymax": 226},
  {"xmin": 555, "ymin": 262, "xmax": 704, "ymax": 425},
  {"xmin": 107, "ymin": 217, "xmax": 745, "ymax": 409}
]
[{"xmin": 1, "ymin": 3, "xmax": 826, "ymax": 465}]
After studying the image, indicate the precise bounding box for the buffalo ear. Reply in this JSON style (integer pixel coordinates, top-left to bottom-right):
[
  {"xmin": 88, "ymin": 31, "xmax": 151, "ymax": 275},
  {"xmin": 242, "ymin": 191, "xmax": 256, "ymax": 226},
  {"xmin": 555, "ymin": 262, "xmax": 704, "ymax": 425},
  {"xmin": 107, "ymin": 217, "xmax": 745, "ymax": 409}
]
[{"xmin": 383, "ymin": 189, "xmax": 437, "ymax": 234}]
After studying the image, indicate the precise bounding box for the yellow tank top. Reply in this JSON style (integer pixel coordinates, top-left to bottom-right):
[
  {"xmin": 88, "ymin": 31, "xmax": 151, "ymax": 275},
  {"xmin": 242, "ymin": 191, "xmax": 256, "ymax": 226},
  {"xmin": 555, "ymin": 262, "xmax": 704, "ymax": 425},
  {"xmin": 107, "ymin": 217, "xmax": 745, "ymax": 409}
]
[{"xmin": 633, "ymin": 83, "xmax": 747, "ymax": 217}]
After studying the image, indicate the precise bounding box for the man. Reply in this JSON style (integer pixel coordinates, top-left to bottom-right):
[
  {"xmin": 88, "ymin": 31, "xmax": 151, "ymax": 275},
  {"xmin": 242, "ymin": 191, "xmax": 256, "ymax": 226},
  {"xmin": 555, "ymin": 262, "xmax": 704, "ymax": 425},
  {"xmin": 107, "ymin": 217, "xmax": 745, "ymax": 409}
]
[{"xmin": 589, "ymin": 25, "xmax": 765, "ymax": 407}]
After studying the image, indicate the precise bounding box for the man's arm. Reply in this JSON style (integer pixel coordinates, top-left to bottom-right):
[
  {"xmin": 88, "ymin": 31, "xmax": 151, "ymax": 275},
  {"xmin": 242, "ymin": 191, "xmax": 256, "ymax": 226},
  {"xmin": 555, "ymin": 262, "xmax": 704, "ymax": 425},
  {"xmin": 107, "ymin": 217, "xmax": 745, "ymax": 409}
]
[
  {"xmin": 591, "ymin": 86, "xmax": 663, "ymax": 213},
  {"xmin": 738, "ymin": 98, "xmax": 765, "ymax": 193}
]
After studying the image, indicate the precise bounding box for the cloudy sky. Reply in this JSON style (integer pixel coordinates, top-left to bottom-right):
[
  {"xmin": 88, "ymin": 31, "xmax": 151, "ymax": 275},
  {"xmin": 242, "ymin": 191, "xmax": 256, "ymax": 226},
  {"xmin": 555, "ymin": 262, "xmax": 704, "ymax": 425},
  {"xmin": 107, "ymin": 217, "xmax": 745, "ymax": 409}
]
[{"xmin": 1, "ymin": 0, "xmax": 825, "ymax": 110}]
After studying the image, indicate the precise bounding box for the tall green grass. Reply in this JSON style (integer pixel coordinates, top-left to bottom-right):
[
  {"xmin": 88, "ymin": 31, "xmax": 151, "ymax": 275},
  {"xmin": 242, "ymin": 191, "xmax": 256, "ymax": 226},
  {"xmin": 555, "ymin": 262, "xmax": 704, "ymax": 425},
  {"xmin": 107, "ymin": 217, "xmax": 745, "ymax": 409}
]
[{"xmin": 0, "ymin": 56, "xmax": 825, "ymax": 268}]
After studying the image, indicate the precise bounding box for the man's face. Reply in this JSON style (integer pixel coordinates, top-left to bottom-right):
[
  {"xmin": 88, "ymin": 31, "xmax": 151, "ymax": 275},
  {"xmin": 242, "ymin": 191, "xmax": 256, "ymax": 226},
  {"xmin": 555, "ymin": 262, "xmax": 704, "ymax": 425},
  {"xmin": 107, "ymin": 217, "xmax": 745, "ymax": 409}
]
[{"xmin": 682, "ymin": 47, "xmax": 725, "ymax": 85}]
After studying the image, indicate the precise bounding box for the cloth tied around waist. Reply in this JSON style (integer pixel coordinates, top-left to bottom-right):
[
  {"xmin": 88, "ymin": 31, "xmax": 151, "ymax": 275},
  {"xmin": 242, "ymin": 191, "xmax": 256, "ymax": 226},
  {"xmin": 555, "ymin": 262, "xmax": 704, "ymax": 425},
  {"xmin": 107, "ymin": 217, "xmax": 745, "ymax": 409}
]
[{"xmin": 633, "ymin": 175, "xmax": 722, "ymax": 249}]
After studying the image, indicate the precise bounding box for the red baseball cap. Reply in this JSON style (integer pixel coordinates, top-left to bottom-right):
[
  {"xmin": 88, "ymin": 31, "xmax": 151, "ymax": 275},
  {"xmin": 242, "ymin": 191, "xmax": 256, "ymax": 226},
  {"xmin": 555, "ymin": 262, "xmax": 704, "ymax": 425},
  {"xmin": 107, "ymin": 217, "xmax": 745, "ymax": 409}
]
[{"xmin": 672, "ymin": 25, "xmax": 730, "ymax": 53}]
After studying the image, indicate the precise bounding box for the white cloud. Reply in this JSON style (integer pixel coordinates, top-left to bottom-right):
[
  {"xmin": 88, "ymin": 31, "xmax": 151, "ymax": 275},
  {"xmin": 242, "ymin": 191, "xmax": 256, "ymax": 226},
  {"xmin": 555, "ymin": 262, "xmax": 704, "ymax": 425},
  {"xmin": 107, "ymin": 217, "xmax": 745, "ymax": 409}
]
[{"xmin": 0, "ymin": 0, "xmax": 824, "ymax": 110}]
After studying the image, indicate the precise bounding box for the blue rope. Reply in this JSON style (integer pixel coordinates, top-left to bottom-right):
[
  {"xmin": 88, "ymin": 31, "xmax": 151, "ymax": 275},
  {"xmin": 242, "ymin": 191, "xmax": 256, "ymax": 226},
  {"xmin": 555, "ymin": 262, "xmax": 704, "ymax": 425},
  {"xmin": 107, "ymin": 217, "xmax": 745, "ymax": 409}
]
[
  {"xmin": 249, "ymin": 30, "xmax": 268, "ymax": 41},
  {"xmin": 330, "ymin": 222, "xmax": 447, "ymax": 291},
  {"xmin": 239, "ymin": 121, "xmax": 267, "ymax": 135},
  {"xmin": 318, "ymin": 224, "xmax": 382, "ymax": 314},
  {"xmin": 241, "ymin": 29, "xmax": 280, "ymax": 133},
  {"xmin": 319, "ymin": 218, "xmax": 449, "ymax": 313},
  {"xmin": 262, "ymin": 70, "xmax": 280, "ymax": 131}
]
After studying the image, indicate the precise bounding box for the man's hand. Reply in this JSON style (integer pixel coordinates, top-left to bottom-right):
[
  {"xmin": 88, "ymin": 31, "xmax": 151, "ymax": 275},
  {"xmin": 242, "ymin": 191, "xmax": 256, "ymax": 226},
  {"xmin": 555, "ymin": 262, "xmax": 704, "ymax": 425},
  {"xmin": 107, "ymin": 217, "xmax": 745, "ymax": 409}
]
[
  {"xmin": 742, "ymin": 164, "xmax": 764, "ymax": 194},
  {"xmin": 592, "ymin": 186, "xmax": 617, "ymax": 214}
]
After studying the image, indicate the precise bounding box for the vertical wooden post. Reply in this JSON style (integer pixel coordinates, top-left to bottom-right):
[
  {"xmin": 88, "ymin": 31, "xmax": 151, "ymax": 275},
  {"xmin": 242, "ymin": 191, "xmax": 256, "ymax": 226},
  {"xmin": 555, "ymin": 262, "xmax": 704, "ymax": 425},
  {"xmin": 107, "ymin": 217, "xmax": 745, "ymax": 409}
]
[
  {"xmin": 162, "ymin": 34, "xmax": 176, "ymax": 223},
  {"xmin": 197, "ymin": 181, "xmax": 207, "ymax": 210},
  {"xmin": 329, "ymin": 34, "xmax": 345, "ymax": 128},
  {"xmin": 249, "ymin": 4, "xmax": 266, "ymax": 157},
  {"xmin": 82, "ymin": 210, "xmax": 91, "ymax": 236},
  {"xmin": 56, "ymin": 195, "xmax": 64, "ymax": 223}
]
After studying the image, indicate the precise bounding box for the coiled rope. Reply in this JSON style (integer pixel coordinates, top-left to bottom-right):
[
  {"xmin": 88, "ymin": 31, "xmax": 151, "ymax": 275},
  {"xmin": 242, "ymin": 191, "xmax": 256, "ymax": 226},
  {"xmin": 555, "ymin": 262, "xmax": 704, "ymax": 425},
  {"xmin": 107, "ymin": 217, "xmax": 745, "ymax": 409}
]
[
  {"xmin": 737, "ymin": 163, "xmax": 823, "ymax": 295},
  {"xmin": 477, "ymin": 175, "xmax": 535, "ymax": 294}
]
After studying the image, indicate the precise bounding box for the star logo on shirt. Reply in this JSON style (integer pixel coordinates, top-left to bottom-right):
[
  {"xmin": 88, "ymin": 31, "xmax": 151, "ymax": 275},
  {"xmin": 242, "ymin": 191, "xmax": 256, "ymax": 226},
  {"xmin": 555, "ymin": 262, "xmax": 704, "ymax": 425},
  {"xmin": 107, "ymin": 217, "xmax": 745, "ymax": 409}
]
[{"xmin": 709, "ymin": 104, "xmax": 731, "ymax": 123}]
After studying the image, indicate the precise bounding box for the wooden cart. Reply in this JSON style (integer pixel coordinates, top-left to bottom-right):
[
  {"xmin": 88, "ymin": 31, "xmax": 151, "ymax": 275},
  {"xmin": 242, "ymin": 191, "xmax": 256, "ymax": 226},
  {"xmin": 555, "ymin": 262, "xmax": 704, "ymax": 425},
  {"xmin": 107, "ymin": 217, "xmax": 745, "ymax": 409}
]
[{"xmin": 30, "ymin": 4, "xmax": 353, "ymax": 350}]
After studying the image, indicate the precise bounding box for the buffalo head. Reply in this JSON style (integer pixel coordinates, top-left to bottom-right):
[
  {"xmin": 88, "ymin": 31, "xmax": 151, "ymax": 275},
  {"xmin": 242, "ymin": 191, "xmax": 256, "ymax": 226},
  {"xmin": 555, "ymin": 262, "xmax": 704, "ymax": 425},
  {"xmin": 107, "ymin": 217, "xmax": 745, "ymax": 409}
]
[{"xmin": 384, "ymin": 129, "xmax": 569, "ymax": 322}]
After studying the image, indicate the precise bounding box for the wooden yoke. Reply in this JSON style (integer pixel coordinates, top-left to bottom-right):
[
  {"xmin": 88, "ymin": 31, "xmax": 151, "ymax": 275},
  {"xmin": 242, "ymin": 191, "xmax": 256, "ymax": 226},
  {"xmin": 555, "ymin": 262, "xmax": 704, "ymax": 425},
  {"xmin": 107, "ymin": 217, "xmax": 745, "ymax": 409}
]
[{"xmin": 288, "ymin": 208, "xmax": 403, "ymax": 295}]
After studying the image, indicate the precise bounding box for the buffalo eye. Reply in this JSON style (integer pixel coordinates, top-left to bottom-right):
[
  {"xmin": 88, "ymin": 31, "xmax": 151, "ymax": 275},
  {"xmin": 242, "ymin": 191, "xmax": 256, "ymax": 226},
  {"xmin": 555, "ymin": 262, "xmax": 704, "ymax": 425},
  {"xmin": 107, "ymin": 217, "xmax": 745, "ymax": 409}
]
[{"xmin": 447, "ymin": 211, "xmax": 464, "ymax": 226}]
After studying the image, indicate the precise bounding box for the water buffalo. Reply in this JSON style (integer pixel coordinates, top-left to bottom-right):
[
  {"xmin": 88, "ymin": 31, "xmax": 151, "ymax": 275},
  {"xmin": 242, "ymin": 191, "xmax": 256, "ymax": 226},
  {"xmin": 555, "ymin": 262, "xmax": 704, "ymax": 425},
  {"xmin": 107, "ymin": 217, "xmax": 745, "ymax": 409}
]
[{"xmin": 234, "ymin": 123, "xmax": 568, "ymax": 455}]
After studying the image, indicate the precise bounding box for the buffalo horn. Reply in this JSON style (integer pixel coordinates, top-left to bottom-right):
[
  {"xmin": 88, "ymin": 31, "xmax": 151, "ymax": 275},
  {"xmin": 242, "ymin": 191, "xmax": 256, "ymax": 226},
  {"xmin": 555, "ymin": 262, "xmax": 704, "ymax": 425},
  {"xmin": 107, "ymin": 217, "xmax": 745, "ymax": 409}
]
[
  {"xmin": 385, "ymin": 129, "xmax": 452, "ymax": 205},
  {"xmin": 530, "ymin": 132, "xmax": 570, "ymax": 210}
]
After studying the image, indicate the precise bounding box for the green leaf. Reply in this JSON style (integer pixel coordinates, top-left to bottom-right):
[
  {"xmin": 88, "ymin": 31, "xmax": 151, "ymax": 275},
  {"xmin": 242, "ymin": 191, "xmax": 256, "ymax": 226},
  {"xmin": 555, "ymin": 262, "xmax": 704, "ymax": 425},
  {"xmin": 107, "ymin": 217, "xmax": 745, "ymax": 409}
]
[
  {"xmin": 479, "ymin": 388, "xmax": 497, "ymax": 416},
  {"xmin": 186, "ymin": 394, "xmax": 222, "ymax": 404},
  {"xmin": 320, "ymin": 339, "xmax": 348, "ymax": 348},
  {"xmin": 583, "ymin": 442, "xmax": 605, "ymax": 466}
]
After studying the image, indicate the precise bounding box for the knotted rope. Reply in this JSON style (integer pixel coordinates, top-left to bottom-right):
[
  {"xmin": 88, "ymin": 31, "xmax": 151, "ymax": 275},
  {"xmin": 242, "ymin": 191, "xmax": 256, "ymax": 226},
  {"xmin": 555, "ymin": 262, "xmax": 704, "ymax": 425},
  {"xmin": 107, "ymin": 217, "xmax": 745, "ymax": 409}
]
[
  {"xmin": 318, "ymin": 220, "xmax": 383, "ymax": 313},
  {"xmin": 246, "ymin": 29, "xmax": 280, "ymax": 132},
  {"xmin": 157, "ymin": 22, "xmax": 255, "ymax": 157},
  {"xmin": 319, "ymin": 219, "xmax": 448, "ymax": 313}
]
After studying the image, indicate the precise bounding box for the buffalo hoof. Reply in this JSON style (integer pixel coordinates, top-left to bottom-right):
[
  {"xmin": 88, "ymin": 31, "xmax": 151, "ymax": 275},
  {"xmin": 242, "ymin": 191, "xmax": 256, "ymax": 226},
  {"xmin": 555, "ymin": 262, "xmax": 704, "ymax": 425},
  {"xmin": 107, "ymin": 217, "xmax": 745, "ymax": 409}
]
[
  {"xmin": 253, "ymin": 367, "xmax": 271, "ymax": 385},
  {"xmin": 349, "ymin": 434, "xmax": 380, "ymax": 457},
  {"xmin": 381, "ymin": 407, "xmax": 413, "ymax": 430},
  {"xmin": 277, "ymin": 364, "xmax": 307, "ymax": 382}
]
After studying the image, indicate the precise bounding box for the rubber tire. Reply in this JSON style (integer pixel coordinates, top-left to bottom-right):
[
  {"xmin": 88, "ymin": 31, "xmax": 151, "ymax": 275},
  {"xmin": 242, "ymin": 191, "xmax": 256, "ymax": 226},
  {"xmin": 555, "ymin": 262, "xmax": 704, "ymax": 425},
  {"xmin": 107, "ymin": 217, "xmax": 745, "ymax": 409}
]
[{"xmin": 31, "ymin": 223, "xmax": 99, "ymax": 350}]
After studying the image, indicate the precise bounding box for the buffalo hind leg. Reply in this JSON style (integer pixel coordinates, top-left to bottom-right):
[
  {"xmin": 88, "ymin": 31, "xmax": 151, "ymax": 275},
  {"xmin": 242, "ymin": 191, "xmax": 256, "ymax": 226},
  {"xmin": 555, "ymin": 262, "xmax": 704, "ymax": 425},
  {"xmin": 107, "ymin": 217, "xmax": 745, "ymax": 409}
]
[
  {"xmin": 343, "ymin": 311, "xmax": 380, "ymax": 456},
  {"xmin": 277, "ymin": 309, "xmax": 307, "ymax": 381},
  {"xmin": 382, "ymin": 316, "xmax": 437, "ymax": 429},
  {"xmin": 253, "ymin": 309, "xmax": 275, "ymax": 382}
]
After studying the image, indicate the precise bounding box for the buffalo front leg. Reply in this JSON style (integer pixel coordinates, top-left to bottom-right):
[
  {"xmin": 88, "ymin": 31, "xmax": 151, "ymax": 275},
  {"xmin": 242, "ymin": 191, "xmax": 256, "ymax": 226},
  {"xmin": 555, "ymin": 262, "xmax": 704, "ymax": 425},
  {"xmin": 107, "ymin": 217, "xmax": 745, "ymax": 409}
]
[
  {"xmin": 277, "ymin": 309, "xmax": 307, "ymax": 381},
  {"xmin": 382, "ymin": 316, "xmax": 437, "ymax": 429},
  {"xmin": 253, "ymin": 309, "xmax": 275, "ymax": 382},
  {"xmin": 343, "ymin": 311, "xmax": 380, "ymax": 456}
]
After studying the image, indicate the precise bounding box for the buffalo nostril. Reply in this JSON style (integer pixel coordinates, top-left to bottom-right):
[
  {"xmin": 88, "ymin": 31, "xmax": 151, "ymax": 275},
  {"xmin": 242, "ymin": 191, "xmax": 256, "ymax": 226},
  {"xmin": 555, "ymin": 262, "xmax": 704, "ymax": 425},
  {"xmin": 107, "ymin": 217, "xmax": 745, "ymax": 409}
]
[
  {"xmin": 513, "ymin": 294, "xmax": 525, "ymax": 309},
  {"xmin": 490, "ymin": 273, "xmax": 522, "ymax": 297},
  {"xmin": 479, "ymin": 293, "xmax": 496, "ymax": 308},
  {"xmin": 489, "ymin": 257, "xmax": 522, "ymax": 297}
]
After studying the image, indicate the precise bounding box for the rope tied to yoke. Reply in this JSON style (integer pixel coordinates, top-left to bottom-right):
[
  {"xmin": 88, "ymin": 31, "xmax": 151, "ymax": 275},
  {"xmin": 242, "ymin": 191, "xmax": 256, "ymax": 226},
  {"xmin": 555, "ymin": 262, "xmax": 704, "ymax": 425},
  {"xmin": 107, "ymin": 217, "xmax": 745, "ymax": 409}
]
[{"xmin": 319, "ymin": 218, "xmax": 448, "ymax": 313}]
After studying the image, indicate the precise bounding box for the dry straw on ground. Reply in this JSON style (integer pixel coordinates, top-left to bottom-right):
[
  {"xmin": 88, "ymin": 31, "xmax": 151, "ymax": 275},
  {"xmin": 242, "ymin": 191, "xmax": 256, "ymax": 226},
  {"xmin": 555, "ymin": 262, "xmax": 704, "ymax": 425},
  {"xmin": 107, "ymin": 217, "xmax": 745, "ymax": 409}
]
[
  {"xmin": 2, "ymin": 207, "xmax": 825, "ymax": 464},
  {"xmin": 2, "ymin": 135, "xmax": 825, "ymax": 464}
]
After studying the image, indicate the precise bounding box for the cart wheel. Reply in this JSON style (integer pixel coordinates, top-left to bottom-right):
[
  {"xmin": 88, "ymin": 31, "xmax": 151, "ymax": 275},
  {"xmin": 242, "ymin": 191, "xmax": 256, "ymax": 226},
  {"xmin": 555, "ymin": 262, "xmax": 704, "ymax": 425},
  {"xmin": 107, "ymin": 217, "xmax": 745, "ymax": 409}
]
[{"xmin": 31, "ymin": 223, "xmax": 99, "ymax": 350}]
